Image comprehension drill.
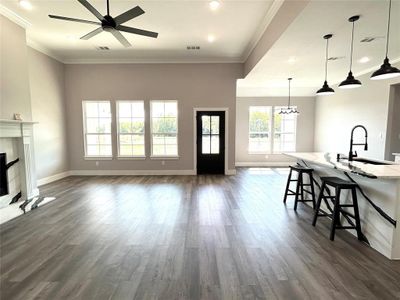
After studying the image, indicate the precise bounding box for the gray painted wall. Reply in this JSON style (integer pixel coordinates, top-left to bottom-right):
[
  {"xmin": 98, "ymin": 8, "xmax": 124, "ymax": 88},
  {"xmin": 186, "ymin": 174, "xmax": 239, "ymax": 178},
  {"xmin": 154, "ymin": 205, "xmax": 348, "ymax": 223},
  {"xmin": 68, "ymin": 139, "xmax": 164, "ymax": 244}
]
[
  {"xmin": 385, "ymin": 84, "xmax": 400, "ymax": 161},
  {"xmin": 65, "ymin": 63, "xmax": 243, "ymax": 172},
  {"xmin": 314, "ymin": 65, "xmax": 400, "ymax": 160},
  {"xmin": 235, "ymin": 97, "xmax": 315, "ymax": 164},
  {"xmin": 0, "ymin": 15, "xmax": 32, "ymax": 121},
  {"xmin": 28, "ymin": 48, "xmax": 69, "ymax": 179}
]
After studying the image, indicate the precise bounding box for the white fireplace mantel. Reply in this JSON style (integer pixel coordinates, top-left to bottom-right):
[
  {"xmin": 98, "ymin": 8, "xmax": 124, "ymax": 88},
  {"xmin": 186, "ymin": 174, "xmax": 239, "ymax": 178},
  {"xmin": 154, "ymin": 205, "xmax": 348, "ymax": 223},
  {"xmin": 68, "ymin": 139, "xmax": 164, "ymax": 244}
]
[{"xmin": 0, "ymin": 119, "xmax": 39, "ymax": 202}]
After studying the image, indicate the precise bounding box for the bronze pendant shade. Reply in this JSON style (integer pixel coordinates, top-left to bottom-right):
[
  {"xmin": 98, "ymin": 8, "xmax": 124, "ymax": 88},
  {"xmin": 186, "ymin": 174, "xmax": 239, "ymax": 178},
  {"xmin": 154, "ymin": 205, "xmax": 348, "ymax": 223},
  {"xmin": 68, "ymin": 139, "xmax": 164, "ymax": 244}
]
[
  {"xmin": 339, "ymin": 15, "xmax": 362, "ymax": 89},
  {"xmin": 371, "ymin": 0, "xmax": 400, "ymax": 80},
  {"xmin": 317, "ymin": 34, "xmax": 335, "ymax": 95}
]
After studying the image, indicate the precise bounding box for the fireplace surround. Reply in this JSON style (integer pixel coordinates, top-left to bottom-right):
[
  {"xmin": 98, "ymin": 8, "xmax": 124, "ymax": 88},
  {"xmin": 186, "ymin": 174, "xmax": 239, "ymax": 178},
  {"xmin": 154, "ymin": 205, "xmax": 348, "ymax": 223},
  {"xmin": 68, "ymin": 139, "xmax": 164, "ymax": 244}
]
[{"xmin": 0, "ymin": 119, "xmax": 39, "ymax": 207}]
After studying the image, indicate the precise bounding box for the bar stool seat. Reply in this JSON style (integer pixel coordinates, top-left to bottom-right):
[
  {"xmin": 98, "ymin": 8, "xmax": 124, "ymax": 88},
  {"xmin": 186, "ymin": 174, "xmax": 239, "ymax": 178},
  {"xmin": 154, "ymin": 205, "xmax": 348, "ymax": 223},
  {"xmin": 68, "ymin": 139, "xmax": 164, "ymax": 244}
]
[
  {"xmin": 312, "ymin": 176, "xmax": 363, "ymax": 241},
  {"xmin": 283, "ymin": 165, "xmax": 316, "ymax": 211}
]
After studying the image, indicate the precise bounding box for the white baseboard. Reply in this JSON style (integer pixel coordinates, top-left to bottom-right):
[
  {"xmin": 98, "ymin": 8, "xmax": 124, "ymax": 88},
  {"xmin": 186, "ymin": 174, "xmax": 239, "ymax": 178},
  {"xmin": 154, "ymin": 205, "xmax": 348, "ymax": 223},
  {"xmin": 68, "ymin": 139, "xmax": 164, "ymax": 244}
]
[
  {"xmin": 37, "ymin": 169, "xmax": 238, "ymax": 179},
  {"xmin": 235, "ymin": 162, "xmax": 292, "ymax": 167},
  {"xmin": 37, "ymin": 171, "xmax": 71, "ymax": 186},
  {"xmin": 69, "ymin": 169, "xmax": 197, "ymax": 176},
  {"xmin": 226, "ymin": 169, "xmax": 237, "ymax": 175}
]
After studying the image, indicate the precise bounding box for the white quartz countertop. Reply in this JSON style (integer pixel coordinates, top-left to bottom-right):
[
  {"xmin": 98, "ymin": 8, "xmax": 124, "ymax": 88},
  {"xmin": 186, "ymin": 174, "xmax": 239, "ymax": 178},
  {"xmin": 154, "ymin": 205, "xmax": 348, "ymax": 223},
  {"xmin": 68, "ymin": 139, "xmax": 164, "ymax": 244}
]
[{"xmin": 285, "ymin": 152, "xmax": 400, "ymax": 179}]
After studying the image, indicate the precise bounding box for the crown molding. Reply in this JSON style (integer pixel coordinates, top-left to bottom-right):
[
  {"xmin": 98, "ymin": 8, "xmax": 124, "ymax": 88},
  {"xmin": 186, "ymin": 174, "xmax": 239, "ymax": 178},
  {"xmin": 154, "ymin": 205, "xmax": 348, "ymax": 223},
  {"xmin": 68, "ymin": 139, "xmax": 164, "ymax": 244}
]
[
  {"xmin": 62, "ymin": 58, "xmax": 243, "ymax": 64},
  {"xmin": 240, "ymin": 0, "xmax": 284, "ymax": 62},
  {"xmin": 27, "ymin": 39, "xmax": 65, "ymax": 63},
  {"xmin": 0, "ymin": 4, "xmax": 31, "ymax": 28}
]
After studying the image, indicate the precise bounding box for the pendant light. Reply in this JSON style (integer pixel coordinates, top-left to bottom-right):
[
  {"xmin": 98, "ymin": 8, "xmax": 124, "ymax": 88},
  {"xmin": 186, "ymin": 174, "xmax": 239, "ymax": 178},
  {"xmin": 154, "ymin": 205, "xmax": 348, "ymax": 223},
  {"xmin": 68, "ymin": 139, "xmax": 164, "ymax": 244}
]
[
  {"xmin": 371, "ymin": 0, "xmax": 400, "ymax": 80},
  {"xmin": 339, "ymin": 15, "xmax": 362, "ymax": 89},
  {"xmin": 280, "ymin": 78, "xmax": 299, "ymax": 114},
  {"xmin": 317, "ymin": 34, "xmax": 335, "ymax": 95}
]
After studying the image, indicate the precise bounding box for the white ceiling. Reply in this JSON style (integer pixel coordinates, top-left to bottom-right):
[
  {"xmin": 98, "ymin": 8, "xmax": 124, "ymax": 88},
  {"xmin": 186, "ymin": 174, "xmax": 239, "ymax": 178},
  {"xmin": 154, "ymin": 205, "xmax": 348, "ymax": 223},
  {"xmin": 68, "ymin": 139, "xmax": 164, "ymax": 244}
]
[
  {"xmin": 238, "ymin": 0, "xmax": 400, "ymax": 97},
  {"xmin": 0, "ymin": 0, "xmax": 275, "ymax": 63}
]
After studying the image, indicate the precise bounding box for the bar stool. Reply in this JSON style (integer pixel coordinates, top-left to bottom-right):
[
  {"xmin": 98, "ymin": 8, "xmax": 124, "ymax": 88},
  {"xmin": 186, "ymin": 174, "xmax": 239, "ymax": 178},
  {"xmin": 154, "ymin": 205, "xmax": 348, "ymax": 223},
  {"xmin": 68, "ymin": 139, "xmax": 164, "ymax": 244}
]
[
  {"xmin": 283, "ymin": 165, "xmax": 316, "ymax": 211},
  {"xmin": 312, "ymin": 176, "xmax": 362, "ymax": 241}
]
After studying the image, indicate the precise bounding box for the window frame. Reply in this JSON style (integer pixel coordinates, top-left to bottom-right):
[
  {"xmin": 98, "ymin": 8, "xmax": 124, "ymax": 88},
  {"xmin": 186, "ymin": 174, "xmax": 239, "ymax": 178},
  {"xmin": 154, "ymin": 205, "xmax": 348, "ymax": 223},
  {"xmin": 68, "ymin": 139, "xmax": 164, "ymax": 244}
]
[
  {"xmin": 150, "ymin": 100, "xmax": 179, "ymax": 158},
  {"xmin": 82, "ymin": 100, "xmax": 113, "ymax": 159},
  {"xmin": 116, "ymin": 100, "xmax": 146, "ymax": 159},
  {"xmin": 272, "ymin": 106, "xmax": 297, "ymax": 153},
  {"xmin": 248, "ymin": 106, "xmax": 273, "ymax": 154},
  {"xmin": 248, "ymin": 105, "xmax": 297, "ymax": 155}
]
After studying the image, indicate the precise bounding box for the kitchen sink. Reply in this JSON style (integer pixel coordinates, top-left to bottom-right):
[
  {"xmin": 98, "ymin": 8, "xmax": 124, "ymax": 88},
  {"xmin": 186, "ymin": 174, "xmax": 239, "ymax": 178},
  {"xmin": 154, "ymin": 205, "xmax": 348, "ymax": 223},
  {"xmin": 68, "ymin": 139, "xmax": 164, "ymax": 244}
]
[{"xmin": 350, "ymin": 157, "xmax": 391, "ymax": 165}]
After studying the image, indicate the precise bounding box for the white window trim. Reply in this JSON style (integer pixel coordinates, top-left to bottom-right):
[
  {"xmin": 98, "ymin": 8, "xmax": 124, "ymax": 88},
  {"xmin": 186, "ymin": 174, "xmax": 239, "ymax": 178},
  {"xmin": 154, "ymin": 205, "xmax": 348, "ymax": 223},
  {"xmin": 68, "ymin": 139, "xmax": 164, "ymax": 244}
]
[
  {"xmin": 248, "ymin": 106, "xmax": 273, "ymax": 155},
  {"xmin": 272, "ymin": 106, "xmax": 297, "ymax": 154},
  {"xmin": 116, "ymin": 100, "xmax": 146, "ymax": 158},
  {"xmin": 82, "ymin": 100, "xmax": 113, "ymax": 159},
  {"xmin": 248, "ymin": 105, "xmax": 297, "ymax": 155},
  {"xmin": 150, "ymin": 100, "xmax": 179, "ymax": 158}
]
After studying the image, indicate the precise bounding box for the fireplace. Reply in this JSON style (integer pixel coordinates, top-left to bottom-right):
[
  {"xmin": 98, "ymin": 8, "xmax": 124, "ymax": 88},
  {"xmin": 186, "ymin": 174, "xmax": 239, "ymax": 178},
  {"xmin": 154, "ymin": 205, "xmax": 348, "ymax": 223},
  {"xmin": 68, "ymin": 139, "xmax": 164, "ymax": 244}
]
[
  {"xmin": 0, "ymin": 153, "xmax": 7, "ymax": 197},
  {"xmin": 0, "ymin": 120, "xmax": 39, "ymax": 208}
]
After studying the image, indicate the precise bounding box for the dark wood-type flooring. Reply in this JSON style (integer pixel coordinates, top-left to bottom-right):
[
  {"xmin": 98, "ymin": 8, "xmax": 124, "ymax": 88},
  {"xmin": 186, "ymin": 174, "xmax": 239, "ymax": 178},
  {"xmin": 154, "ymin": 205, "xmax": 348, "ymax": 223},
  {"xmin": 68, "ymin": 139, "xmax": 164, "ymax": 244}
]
[{"xmin": 1, "ymin": 168, "xmax": 400, "ymax": 299}]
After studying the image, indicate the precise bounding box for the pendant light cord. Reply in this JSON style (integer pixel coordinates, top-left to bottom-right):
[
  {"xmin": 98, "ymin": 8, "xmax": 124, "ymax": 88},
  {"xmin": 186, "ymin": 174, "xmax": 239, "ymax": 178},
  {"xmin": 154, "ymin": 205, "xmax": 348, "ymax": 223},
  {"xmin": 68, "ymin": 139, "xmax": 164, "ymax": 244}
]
[
  {"xmin": 325, "ymin": 38, "xmax": 329, "ymax": 81},
  {"xmin": 107, "ymin": 0, "xmax": 110, "ymax": 15},
  {"xmin": 385, "ymin": 0, "xmax": 392, "ymax": 58},
  {"xmin": 349, "ymin": 20, "xmax": 355, "ymax": 72},
  {"xmin": 288, "ymin": 79, "xmax": 291, "ymax": 108}
]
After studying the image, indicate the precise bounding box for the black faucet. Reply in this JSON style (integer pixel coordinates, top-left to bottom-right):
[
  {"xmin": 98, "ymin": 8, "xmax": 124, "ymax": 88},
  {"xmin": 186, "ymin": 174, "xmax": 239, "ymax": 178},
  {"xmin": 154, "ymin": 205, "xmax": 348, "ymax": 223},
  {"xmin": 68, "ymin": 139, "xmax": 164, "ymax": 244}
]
[{"xmin": 348, "ymin": 125, "xmax": 368, "ymax": 161}]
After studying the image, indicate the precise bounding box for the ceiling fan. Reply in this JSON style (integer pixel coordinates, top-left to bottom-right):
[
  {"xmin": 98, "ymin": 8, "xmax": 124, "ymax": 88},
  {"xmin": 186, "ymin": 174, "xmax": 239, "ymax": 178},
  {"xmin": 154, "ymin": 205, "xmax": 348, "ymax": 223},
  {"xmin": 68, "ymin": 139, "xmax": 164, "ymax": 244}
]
[{"xmin": 49, "ymin": 0, "xmax": 158, "ymax": 48}]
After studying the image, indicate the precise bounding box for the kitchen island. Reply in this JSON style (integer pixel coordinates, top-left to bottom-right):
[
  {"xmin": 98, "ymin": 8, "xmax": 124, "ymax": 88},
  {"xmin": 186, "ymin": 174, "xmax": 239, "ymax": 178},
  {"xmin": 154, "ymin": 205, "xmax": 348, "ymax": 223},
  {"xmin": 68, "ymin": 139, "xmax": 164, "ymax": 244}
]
[{"xmin": 285, "ymin": 152, "xmax": 400, "ymax": 260}]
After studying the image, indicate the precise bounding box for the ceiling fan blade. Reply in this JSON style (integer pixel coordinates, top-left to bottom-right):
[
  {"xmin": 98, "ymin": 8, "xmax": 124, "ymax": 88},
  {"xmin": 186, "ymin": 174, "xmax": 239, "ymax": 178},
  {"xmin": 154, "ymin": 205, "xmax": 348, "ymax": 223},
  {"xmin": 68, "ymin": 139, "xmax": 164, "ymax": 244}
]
[
  {"xmin": 110, "ymin": 29, "xmax": 132, "ymax": 48},
  {"xmin": 77, "ymin": 0, "xmax": 104, "ymax": 21},
  {"xmin": 116, "ymin": 25, "xmax": 158, "ymax": 38},
  {"xmin": 114, "ymin": 6, "xmax": 145, "ymax": 25},
  {"xmin": 49, "ymin": 15, "xmax": 101, "ymax": 25},
  {"xmin": 81, "ymin": 27, "xmax": 103, "ymax": 40}
]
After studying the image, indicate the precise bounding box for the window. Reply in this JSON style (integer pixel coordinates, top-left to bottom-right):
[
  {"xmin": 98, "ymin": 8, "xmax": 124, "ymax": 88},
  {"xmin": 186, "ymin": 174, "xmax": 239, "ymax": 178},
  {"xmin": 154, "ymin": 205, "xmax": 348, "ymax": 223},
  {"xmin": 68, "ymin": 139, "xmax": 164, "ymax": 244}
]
[
  {"xmin": 248, "ymin": 106, "xmax": 272, "ymax": 153},
  {"xmin": 83, "ymin": 101, "xmax": 112, "ymax": 157},
  {"xmin": 150, "ymin": 101, "xmax": 178, "ymax": 157},
  {"xmin": 201, "ymin": 115, "xmax": 220, "ymax": 154},
  {"xmin": 273, "ymin": 107, "xmax": 297, "ymax": 152},
  {"xmin": 117, "ymin": 101, "xmax": 145, "ymax": 157},
  {"xmin": 248, "ymin": 106, "xmax": 297, "ymax": 154}
]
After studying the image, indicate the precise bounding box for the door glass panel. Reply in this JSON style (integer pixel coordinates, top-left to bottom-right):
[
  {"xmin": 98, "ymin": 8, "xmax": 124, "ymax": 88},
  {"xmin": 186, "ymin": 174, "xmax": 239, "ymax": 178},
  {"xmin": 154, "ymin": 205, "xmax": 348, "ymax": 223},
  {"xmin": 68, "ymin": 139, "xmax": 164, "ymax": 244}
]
[
  {"xmin": 202, "ymin": 116, "xmax": 210, "ymax": 134},
  {"xmin": 211, "ymin": 116, "xmax": 219, "ymax": 134},
  {"xmin": 202, "ymin": 136, "xmax": 210, "ymax": 154},
  {"xmin": 211, "ymin": 135, "xmax": 219, "ymax": 154}
]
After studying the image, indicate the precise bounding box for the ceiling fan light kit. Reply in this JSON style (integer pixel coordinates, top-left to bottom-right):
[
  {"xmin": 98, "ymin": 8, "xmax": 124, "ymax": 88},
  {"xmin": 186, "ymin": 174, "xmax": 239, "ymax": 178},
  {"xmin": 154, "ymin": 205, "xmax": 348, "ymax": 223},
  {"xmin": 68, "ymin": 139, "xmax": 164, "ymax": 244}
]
[
  {"xmin": 49, "ymin": 0, "xmax": 158, "ymax": 48},
  {"xmin": 371, "ymin": 0, "xmax": 400, "ymax": 80}
]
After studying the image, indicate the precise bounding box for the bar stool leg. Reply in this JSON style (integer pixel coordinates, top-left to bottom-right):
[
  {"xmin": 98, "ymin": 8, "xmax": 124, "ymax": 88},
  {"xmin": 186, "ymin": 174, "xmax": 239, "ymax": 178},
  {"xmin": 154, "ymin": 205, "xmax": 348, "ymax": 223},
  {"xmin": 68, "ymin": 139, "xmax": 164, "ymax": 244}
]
[
  {"xmin": 312, "ymin": 181, "xmax": 325, "ymax": 226},
  {"xmin": 351, "ymin": 188, "xmax": 363, "ymax": 241},
  {"xmin": 300, "ymin": 173, "xmax": 305, "ymax": 202},
  {"xmin": 294, "ymin": 172, "xmax": 302, "ymax": 211},
  {"xmin": 283, "ymin": 168, "xmax": 293, "ymax": 204},
  {"xmin": 330, "ymin": 188, "xmax": 341, "ymax": 241},
  {"xmin": 309, "ymin": 173, "xmax": 316, "ymax": 209}
]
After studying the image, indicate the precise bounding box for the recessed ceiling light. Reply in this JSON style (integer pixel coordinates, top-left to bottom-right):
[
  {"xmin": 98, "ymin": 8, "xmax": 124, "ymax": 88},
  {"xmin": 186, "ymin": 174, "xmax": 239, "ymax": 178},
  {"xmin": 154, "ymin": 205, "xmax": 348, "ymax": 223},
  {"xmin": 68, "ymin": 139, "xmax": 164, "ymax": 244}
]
[
  {"xmin": 207, "ymin": 34, "xmax": 215, "ymax": 43},
  {"xmin": 66, "ymin": 35, "xmax": 78, "ymax": 41},
  {"xmin": 358, "ymin": 56, "xmax": 370, "ymax": 63},
  {"xmin": 209, "ymin": 1, "xmax": 220, "ymax": 11},
  {"xmin": 19, "ymin": 0, "xmax": 32, "ymax": 10},
  {"xmin": 287, "ymin": 57, "xmax": 296, "ymax": 64}
]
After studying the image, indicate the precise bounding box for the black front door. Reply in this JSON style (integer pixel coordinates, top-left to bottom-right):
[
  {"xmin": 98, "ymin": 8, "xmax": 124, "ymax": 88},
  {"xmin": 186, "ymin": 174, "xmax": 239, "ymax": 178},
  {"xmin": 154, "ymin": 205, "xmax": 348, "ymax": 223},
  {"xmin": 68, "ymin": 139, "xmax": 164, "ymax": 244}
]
[{"xmin": 196, "ymin": 111, "xmax": 225, "ymax": 174}]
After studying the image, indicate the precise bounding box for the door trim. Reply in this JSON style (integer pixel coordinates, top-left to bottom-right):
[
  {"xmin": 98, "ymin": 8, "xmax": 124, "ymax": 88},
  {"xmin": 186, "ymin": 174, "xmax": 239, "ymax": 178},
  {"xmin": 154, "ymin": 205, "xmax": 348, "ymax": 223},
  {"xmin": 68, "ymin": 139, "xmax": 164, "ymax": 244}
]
[{"xmin": 193, "ymin": 107, "xmax": 229, "ymax": 175}]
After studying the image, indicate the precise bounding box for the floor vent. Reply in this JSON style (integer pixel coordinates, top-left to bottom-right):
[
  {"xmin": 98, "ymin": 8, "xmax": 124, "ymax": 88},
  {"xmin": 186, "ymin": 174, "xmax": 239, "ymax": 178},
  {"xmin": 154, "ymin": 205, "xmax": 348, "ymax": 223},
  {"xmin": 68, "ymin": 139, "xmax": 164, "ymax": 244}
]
[
  {"xmin": 187, "ymin": 46, "xmax": 200, "ymax": 50},
  {"xmin": 96, "ymin": 46, "xmax": 110, "ymax": 50}
]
